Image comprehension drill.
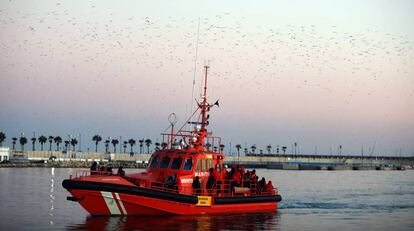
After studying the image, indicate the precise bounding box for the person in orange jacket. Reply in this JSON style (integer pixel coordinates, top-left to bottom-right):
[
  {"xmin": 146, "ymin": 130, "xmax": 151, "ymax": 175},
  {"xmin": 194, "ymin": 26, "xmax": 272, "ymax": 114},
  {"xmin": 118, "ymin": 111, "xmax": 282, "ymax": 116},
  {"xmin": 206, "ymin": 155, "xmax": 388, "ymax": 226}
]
[{"xmin": 266, "ymin": 180, "xmax": 274, "ymax": 193}]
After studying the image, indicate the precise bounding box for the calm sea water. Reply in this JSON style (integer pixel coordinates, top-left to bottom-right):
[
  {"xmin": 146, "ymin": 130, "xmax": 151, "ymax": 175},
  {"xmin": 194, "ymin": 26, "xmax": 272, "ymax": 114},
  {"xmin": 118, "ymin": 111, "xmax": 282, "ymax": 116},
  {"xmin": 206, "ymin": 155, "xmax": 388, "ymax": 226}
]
[{"xmin": 0, "ymin": 168, "xmax": 413, "ymax": 230}]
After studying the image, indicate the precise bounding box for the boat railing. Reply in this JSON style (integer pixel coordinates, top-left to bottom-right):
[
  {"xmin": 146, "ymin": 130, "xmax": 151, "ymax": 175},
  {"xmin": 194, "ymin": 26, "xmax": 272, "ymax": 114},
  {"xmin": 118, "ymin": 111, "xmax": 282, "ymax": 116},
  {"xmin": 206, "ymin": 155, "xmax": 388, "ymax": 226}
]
[
  {"xmin": 160, "ymin": 131, "xmax": 222, "ymax": 152},
  {"xmin": 134, "ymin": 178, "xmax": 277, "ymax": 198},
  {"xmin": 201, "ymin": 179, "xmax": 277, "ymax": 197},
  {"xmin": 70, "ymin": 170, "xmax": 113, "ymax": 179}
]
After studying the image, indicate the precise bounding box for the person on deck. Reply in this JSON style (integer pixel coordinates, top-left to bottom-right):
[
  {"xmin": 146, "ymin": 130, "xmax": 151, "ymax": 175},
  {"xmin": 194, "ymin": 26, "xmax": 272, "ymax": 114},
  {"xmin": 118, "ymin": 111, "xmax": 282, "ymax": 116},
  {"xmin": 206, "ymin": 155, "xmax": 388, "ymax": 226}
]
[
  {"xmin": 90, "ymin": 161, "xmax": 98, "ymax": 175},
  {"xmin": 266, "ymin": 180, "xmax": 274, "ymax": 193},
  {"xmin": 192, "ymin": 176, "xmax": 201, "ymax": 194},
  {"xmin": 259, "ymin": 177, "xmax": 266, "ymax": 190},
  {"xmin": 206, "ymin": 168, "xmax": 216, "ymax": 190},
  {"xmin": 231, "ymin": 167, "xmax": 241, "ymax": 187},
  {"xmin": 117, "ymin": 166, "xmax": 125, "ymax": 177}
]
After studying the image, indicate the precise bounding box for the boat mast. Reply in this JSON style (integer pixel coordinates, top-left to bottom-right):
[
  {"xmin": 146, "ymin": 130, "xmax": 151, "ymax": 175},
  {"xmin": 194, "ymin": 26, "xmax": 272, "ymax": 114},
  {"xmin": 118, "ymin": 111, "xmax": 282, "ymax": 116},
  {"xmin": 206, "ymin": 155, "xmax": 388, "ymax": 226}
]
[
  {"xmin": 192, "ymin": 65, "xmax": 209, "ymax": 151},
  {"xmin": 201, "ymin": 65, "xmax": 209, "ymax": 131}
]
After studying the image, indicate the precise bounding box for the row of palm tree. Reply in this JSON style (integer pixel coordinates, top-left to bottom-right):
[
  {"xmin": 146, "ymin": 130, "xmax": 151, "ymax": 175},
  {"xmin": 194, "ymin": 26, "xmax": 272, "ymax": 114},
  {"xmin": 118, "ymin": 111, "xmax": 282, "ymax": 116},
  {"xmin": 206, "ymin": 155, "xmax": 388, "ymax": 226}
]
[
  {"xmin": 0, "ymin": 132, "xmax": 79, "ymax": 152},
  {"xmin": 234, "ymin": 144, "xmax": 288, "ymax": 156},
  {"xmin": 92, "ymin": 135, "xmax": 157, "ymax": 154},
  {"xmin": 1, "ymin": 131, "xmax": 291, "ymax": 155}
]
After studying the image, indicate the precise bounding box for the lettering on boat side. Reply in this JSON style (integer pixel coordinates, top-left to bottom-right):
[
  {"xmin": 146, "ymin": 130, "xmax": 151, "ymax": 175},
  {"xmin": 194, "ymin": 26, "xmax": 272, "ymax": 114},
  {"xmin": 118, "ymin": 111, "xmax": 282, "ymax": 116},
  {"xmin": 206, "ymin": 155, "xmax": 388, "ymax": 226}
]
[
  {"xmin": 196, "ymin": 196, "xmax": 212, "ymax": 207},
  {"xmin": 195, "ymin": 172, "xmax": 209, "ymax": 177},
  {"xmin": 180, "ymin": 178, "xmax": 193, "ymax": 184}
]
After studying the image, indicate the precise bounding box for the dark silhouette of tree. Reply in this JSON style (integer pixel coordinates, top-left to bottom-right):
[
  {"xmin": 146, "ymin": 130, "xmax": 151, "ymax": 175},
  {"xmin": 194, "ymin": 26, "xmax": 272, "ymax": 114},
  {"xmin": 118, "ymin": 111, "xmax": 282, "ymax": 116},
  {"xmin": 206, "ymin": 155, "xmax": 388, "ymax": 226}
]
[
  {"xmin": 276, "ymin": 145, "xmax": 280, "ymax": 154},
  {"xmin": 104, "ymin": 140, "xmax": 110, "ymax": 153},
  {"xmin": 144, "ymin": 139, "xmax": 152, "ymax": 153},
  {"xmin": 161, "ymin": 142, "xmax": 168, "ymax": 150},
  {"xmin": 219, "ymin": 144, "xmax": 225, "ymax": 153},
  {"xmin": 244, "ymin": 147, "xmax": 248, "ymax": 155},
  {"xmin": 111, "ymin": 139, "xmax": 119, "ymax": 153},
  {"xmin": 48, "ymin": 136, "xmax": 54, "ymax": 151},
  {"xmin": 294, "ymin": 142, "xmax": 297, "ymax": 155},
  {"xmin": 19, "ymin": 136, "xmax": 28, "ymax": 151},
  {"xmin": 38, "ymin": 135, "xmax": 47, "ymax": 151},
  {"xmin": 139, "ymin": 139, "xmax": 144, "ymax": 153},
  {"xmin": 12, "ymin": 137, "xmax": 17, "ymax": 150},
  {"xmin": 155, "ymin": 142, "xmax": 160, "ymax": 151},
  {"xmin": 235, "ymin": 144, "xmax": 241, "ymax": 157},
  {"xmin": 251, "ymin": 145, "xmax": 257, "ymax": 154},
  {"xmin": 123, "ymin": 141, "xmax": 128, "ymax": 153},
  {"xmin": 0, "ymin": 132, "xmax": 5, "ymax": 147},
  {"xmin": 266, "ymin": 144, "xmax": 272, "ymax": 154},
  {"xmin": 64, "ymin": 140, "xmax": 69, "ymax": 151},
  {"xmin": 128, "ymin": 139, "xmax": 136, "ymax": 153},
  {"xmin": 54, "ymin": 136, "xmax": 62, "ymax": 151},
  {"xmin": 282, "ymin": 146, "xmax": 287, "ymax": 154},
  {"xmin": 70, "ymin": 138, "xmax": 78, "ymax": 151},
  {"xmin": 92, "ymin": 135, "xmax": 102, "ymax": 152},
  {"xmin": 31, "ymin": 137, "xmax": 36, "ymax": 151}
]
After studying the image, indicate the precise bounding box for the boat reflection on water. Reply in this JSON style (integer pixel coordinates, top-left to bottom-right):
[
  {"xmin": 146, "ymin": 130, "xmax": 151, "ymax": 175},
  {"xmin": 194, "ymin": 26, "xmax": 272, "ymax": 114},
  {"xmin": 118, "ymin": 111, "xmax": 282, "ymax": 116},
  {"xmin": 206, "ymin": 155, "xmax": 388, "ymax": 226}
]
[{"xmin": 69, "ymin": 212, "xmax": 280, "ymax": 231}]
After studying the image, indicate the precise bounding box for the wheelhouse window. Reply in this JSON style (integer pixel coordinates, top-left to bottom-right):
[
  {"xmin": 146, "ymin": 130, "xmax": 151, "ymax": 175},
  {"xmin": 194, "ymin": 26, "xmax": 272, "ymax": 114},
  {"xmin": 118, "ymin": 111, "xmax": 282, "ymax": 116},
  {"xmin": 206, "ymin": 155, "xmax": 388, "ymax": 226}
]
[
  {"xmin": 160, "ymin": 156, "xmax": 171, "ymax": 169},
  {"xmin": 149, "ymin": 156, "xmax": 160, "ymax": 168},
  {"xmin": 170, "ymin": 157, "xmax": 183, "ymax": 170},
  {"xmin": 201, "ymin": 159, "xmax": 207, "ymax": 171},
  {"xmin": 183, "ymin": 158, "xmax": 193, "ymax": 171},
  {"xmin": 207, "ymin": 159, "xmax": 213, "ymax": 170},
  {"xmin": 196, "ymin": 159, "xmax": 201, "ymax": 171}
]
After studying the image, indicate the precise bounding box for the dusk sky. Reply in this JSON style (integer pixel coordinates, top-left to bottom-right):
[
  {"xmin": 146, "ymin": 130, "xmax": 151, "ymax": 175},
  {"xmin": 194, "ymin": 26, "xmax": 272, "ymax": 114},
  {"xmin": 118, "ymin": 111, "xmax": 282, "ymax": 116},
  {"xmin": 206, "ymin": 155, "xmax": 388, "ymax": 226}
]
[{"xmin": 1, "ymin": 0, "xmax": 413, "ymax": 155}]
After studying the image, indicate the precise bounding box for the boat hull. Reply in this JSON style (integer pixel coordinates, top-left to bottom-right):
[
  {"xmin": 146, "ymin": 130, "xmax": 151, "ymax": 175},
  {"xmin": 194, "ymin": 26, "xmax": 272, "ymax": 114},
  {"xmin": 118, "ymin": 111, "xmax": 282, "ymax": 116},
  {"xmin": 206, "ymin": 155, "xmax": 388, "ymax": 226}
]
[{"xmin": 63, "ymin": 180, "xmax": 280, "ymax": 215}]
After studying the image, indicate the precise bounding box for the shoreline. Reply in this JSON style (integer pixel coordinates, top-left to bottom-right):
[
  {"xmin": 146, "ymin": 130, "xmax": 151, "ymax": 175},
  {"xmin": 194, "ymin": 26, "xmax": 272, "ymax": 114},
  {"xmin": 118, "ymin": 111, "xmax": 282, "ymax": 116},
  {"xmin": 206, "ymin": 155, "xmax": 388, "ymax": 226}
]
[{"xmin": 0, "ymin": 161, "xmax": 147, "ymax": 169}]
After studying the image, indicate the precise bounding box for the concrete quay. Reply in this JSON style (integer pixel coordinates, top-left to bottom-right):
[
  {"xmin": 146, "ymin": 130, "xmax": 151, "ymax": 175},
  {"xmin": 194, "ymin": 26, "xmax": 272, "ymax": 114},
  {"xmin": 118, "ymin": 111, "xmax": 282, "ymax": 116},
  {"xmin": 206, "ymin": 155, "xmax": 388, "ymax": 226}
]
[{"xmin": 2, "ymin": 151, "xmax": 413, "ymax": 170}]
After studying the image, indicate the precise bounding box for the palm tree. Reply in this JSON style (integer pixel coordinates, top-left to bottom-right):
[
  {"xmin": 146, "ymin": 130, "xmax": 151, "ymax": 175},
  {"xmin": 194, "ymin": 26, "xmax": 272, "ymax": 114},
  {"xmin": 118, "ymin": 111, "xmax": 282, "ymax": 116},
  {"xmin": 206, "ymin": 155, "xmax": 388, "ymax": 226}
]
[
  {"xmin": 123, "ymin": 141, "xmax": 128, "ymax": 153},
  {"xmin": 31, "ymin": 137, "xmax": 36, "ymax": 151},
  {"xmin": 155, "ymin": 142, "xmax": 160, "ymax": 151},
  {"xmin": 251, "ymin": 145, "xmax": 257, "ymax": 154},
  {"xmin": 244, "ymin": 147, "xmax": 248, "ymax": 155},
  {"xmin": 48, "ymin": 136, "xmax": 54, "ymax": 151},
  {"xmin": 219, "ymin": 144, "xmax": 225, "ymax": 153},
  {"xmin": 64, "ymin": 140, "xmax": 69, "ymax": 151},
  {"xmin": 0, "ymin": 132, "xmax": 6, "ymax": 147},
  {"xmin": 282, "ymin": 146, "xmax": 287, "ymax": 154},
  {"xmin": 144, "ymin": 139, "xmax": 152, "ymax": 153},
  {"xmin": 38, "ymin": 135, "xmax": 47, "ymax": 151},
  {"xmin": 104, "ymin": 140, "xmax": 110, "ymax": 153},
  {"xmin": 161, "ymin": 142, "xmax": 168, "ymax": 150},
  {"xmin": 128, "ymin": 139, "xmax": 136, "ymax": 153},
  {"xmin": 111, "ymin": 139, "xmax": 119, "ymax": 153},
  {"xmin": 12, "ymin": 137, "xmax": 17, "ymax": 150},
  {"xmin": 19, "ymin": 136, "xmax": 28, "ymax": 152},
  {"xmin": 266, "ymin": 144, "xmax": 272, "ymax": 154},
  {"xmin": 54, "ymin": 136, "xmax": 62, "ymax": 151},
  {"xmin": 70, "ymin": 138, "xmax": 78, "ymax": 151},
  {"xmin": 139, "ymin": 139, "xmax": 144, "ymax": 153},
  {"xmin": 294, "ymin": 142, "xmax": 297, "ymax": 155},
  {"xmin": 235, "ymin": 144, "xmax": 241, "ymax": 156},
  {"xmin": 92, "ymin": 135, "xmax": 102, "ymax": 152},
  {"xmin": 276, "ymin": 145, "xmax": 280, "ymax": 154}
]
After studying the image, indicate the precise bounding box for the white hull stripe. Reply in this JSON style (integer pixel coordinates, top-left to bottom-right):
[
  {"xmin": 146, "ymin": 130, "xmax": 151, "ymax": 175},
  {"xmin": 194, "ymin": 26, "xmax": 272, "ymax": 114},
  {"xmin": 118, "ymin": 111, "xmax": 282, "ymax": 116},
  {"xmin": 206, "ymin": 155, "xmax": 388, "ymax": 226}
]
[
  {"xmin": 101, "ymin": 191, "xmax": 121, "ymax": 215},
  {"xmin": 114, "ymin": 193, "xmax": 128, "ymax": 215}
]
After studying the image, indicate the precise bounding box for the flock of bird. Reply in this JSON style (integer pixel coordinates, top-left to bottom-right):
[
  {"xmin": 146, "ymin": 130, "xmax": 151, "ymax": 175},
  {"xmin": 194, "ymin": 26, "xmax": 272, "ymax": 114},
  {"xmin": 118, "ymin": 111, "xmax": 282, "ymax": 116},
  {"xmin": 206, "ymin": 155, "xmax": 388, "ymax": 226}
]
[{"xmin": 0, "ymin": 2, "xmax": 413, "ymax": 153}]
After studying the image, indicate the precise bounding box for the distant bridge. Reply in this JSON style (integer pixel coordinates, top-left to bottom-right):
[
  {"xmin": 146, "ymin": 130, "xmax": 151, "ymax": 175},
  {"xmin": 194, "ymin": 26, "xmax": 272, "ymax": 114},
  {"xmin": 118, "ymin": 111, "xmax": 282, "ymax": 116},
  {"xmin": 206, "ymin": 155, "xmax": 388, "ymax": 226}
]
[{"xmin": 223, "ymin": 153, "xmax": 414, "ymax": 170}]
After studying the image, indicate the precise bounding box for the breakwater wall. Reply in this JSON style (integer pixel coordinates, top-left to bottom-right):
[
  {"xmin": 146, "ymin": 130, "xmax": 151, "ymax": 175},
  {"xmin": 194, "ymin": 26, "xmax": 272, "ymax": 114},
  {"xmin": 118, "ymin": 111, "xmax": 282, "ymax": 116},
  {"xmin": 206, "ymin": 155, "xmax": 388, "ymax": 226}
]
[{"xmin": 2, "ymin": 151, "xmax": 413, "ymax": 170}]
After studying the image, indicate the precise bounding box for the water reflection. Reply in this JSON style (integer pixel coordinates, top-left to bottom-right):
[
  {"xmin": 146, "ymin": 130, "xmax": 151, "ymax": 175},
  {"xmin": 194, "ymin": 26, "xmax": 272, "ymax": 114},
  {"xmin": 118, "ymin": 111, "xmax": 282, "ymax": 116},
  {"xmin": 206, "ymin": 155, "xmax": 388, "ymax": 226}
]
[
  {"xmin": 49, "ymin": 167, "xmax": 55, "ymax": 227},
  {"xmin": 68, "ymin": 212, "xmax": 280, "ymax": 231}
]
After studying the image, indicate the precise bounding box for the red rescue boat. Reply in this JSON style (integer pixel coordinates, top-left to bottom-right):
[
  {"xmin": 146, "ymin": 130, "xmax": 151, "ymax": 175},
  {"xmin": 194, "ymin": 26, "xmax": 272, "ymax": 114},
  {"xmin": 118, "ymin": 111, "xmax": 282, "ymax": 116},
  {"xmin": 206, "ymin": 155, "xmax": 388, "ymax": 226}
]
[{"xmin": 62, "ymin": 65, "xmax": 282, "ymax": 215}]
